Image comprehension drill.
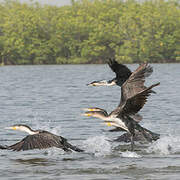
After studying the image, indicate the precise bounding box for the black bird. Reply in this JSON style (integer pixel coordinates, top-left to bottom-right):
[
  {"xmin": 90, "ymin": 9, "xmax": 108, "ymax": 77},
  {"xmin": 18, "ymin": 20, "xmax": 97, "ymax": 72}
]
[
  {"xmin": 88, "ymin": 59, "xmax": 156, "ymax": 93},
  {"xmin": 83, "ymin": 107, "xmax": 160, "ymax": 143},
  {"xmin": 113, "ymin": 130, "xmax": 160, "ymax": 143},
  {"xmin": 0, "ymin": 124, "xmax": 84, "ymax": 152},
  {"xmin": 87, "ymin": 58, "xmax": 155, "ymax": 124},
  {"xmin": 87, "ymin": 58, "xmax": 132, "ymax": 87},
  {"xmin": 83, "ymin": 63, "xmax": 160, "ymax": 151}
]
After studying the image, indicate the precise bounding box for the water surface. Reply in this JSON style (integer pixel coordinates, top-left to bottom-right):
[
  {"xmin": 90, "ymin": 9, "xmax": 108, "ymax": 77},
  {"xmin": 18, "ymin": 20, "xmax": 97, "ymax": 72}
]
[{"xmin": 0, "ymin": 64, "xmax": 179, "ymax": 180}]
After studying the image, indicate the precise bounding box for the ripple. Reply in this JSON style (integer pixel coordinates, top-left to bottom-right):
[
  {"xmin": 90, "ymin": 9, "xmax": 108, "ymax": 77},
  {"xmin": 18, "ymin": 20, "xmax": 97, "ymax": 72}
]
[
  {"xmin": 0, "ymin": 64, "xmax": 180, "ymax": 179},
  {"xmin": 83, "ymin": 136, "xmax": 111, "ymax": 157},
  {"xmin": 121, "ymin": 151, "xmax": 142, "ymax": 158},
  {"xmin": 147, "ymin": 135, "xmax": 180, "ymax": 155}
]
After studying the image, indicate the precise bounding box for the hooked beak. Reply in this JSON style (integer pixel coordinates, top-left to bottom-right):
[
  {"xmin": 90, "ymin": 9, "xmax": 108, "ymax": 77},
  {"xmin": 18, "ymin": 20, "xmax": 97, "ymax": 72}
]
[{"xmin": 5, "ymin": 126, "xmax": 16, "ymax": 130}]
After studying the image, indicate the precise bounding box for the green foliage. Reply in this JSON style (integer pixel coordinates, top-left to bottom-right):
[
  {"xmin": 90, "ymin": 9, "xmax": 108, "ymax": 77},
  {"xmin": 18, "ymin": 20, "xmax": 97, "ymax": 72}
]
[{"xmin": 0, "ymin": 0, "xmax": 179, "ymax": 64}]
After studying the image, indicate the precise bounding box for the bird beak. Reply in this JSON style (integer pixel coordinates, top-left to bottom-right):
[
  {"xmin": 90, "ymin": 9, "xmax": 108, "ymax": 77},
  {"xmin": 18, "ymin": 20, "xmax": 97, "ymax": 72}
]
[
  {"xmin": 86, "ymin": 83, "xmax": 93, "ymax": 86},
  {"xmin": 82, "ymin": 108, "xmax": 90, "ymax": 111},
  {"xmin": 82, "ymin": 108, "xmax": 96, "ymax": 111},
  {"xmin": 5, "ymin": 126, "xmax": 16, "ymax": 130},
  {"xmin": 82, "ymin": 113, "xmax": 92, "ymax": 117},
  {"xmin": 105, "ymin": 122, "xmax": 112, "ymax": 127},
  {"xmin": 104, "ymin": 121, "xmax": 115, "ymax": 127}
]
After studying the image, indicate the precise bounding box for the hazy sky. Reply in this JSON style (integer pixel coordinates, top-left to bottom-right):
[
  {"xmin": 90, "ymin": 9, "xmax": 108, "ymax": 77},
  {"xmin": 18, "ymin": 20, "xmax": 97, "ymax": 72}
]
[{"xmin": 1, "ymin": 0, "xmax": 72, "ymax": 6}]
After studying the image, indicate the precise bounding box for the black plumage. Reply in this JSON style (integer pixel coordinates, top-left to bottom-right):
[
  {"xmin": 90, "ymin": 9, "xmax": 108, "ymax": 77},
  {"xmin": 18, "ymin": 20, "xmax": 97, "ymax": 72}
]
[
  {"xmin": 107, "ymin": 58, "xmax": 132, "ymax": 86},
  {"xmin": 84, "ymin": 63, "xmax": 160, "ymax": 150},
  {"xmin": 0, "ymin": 125, "xmax": 84, "ymax": 152},
  {"xmin": 87, "ymin": 59, "xmax": 156, "ymax": 95},
  {"xmin": 87, "ymin": 58, "xmax": 132, "ymax": 86}
]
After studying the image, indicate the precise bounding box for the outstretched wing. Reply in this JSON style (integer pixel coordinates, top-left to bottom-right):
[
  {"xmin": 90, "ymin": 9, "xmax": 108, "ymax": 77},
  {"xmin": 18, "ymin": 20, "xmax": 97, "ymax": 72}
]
[
  {"xmin": 7, "ymin": 132, "xmax": 67, "ymax": 151},
  {"xmin": 119, "ymin": 82, "xmax": 160, "ymax": 116},
  {"xmin": 107, "ymin": 58, "xmax": 132, "ymax": 86},
  {"xmin": 111, "ymin": 63, "xmax": 159, "ymax": 116},
  {"xmin": 120, "ymin": 63, "xmax": 153, "ymax": 103}
]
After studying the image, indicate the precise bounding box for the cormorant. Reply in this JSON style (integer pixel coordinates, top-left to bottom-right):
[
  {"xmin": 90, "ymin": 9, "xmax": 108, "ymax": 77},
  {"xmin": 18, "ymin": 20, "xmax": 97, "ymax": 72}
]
[
  {"xmin": 87, "ymin": 58, "xmax": 155, "ymax": 126},
  {"xmin": 87, "ymin": 59, "xmax": 132, "ymax": 87},
  {"xmin": 83, "ymin": 63, "xmax": 160, "ymax": 151},
  {"xmin": 87, "ymin": 59, "xmax": 155, "ymax": 94},
  {"xmin": 0, "ymin": 124, "xmax": 84, "ymax": 152},
  {"xmin": 113, "ymin": 130, "xmax": 160, "ymax": 143}
]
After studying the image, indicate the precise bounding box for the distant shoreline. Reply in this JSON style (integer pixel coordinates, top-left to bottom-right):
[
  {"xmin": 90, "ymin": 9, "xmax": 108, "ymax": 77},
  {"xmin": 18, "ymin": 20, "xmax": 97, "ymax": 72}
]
[
  {"xmin": 0, "ymin": 0, "xmax": 179, "ymax": 65},
  {"xmin": 0, "ymin": 61, "xmax": 179, "ymax": 66}
]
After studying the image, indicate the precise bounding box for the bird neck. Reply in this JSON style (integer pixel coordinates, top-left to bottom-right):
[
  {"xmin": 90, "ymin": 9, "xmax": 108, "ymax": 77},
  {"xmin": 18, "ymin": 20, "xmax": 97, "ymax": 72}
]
[
  {"xmin": 20, "ymin": 126, "xmax": 39, "ymax": 135},
  {"xmin": 107, "ymin": 79, "xmax": 116, "ymax": 86},
  {"xmin": 94, "ymin": 112, "xmax": 109, "ymax": 120}
]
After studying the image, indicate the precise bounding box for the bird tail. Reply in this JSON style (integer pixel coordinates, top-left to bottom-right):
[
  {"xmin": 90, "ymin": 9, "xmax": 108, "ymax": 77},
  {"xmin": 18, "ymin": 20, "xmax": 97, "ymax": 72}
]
[
  {"xmin": 60, "ymin": 137, "xmax": 84, "ymax": 152},
  {"xmin": 64, "ymin": 141, "xmax": 84, "ymax": 152},
  {"xmin": 141, "ymin": 127, "xmax": 160, "ymax": 141},
  {"xmin": 134, "ymin": 123, "xmax": 160, "ymax": 142}
]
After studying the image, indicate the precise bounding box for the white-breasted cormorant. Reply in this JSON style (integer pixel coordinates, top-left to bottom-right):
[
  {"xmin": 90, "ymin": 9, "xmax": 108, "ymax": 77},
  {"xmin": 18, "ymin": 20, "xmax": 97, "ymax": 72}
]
[
  {"xmin": 83, "ymin": 63, "xmax": 160, "ymax": 151},
  {"xmin": 0, "ymin": 124, "xmax": 84, "ymax": 152},
  {"xmin": 87, "ymin": 59, "xmax": 155, "ymax": 94},
  {"xmin": 87, "ymin": 58, "xmax": 132, "ymax": 87}
]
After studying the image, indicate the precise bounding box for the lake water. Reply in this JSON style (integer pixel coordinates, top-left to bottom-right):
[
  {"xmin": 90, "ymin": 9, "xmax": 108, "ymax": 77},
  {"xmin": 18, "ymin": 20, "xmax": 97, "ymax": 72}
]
[{"xmin": 0, "ymin": 64, "xmax": 179, "ymax": 180}]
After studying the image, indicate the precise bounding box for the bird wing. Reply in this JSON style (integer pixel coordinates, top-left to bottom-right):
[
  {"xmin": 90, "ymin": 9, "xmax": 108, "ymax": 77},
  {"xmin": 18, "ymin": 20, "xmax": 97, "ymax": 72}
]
[
  {"xmin": 107, "ymin": 59, "xmax": 132, "ymax": 85},
  {"xmin": 120, "ymin": 63, "xmax": 153, "ymax": 104},
  {"xmin": 7, "ymin": 132, "xmax": 65, "ymax": 151},
  {"xmin": 111, "ymin": 63, "xmax": 158, "ymax": 116},
  {"xmin": 117, "ymin": 82, "xmax": 160, "ymax": 116}
]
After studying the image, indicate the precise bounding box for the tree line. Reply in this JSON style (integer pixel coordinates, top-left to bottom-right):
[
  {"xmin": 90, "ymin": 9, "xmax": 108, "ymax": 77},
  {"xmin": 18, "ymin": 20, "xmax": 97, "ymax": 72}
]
[{"xmin": 0, "ymin": 0, "xmax": 179, "ymax": 65}]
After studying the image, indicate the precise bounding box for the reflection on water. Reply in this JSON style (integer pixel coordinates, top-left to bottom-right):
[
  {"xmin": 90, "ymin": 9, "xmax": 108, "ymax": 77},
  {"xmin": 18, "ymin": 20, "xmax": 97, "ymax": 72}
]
[
  {"xmin": 0, "ymin": 64, "xmax": 180, "ymax": 179},
  {"xmin": 12, "ymin": 158, "xmax": 53, "ymax": 166}
]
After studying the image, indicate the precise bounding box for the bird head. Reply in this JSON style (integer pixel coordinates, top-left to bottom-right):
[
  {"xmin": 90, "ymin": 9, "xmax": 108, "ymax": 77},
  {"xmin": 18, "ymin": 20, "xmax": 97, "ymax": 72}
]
[
  {"xmin": 5, "ymin": 124, "xmax": 36, "ymax": 135},
  {"xmin": 83, "ymin": 107, "xmax": 108, "ymax": 117},
  {"xmin": 82, "ymin": 110, "xmax": 108, "ymax": 120},
  {"xmin": 87, "ymin": 80, "xmax": 108, "ymax": 86},
  {"xmin": 83, "ymin": 111, "xmax": 118, "ymax": 127}
]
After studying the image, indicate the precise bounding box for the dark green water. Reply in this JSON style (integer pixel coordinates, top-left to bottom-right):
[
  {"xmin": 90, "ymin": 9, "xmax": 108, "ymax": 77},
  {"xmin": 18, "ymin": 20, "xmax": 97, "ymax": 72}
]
[{"xmin": 0, "ymin": 64, "xmax": 180, "ymax": 180}]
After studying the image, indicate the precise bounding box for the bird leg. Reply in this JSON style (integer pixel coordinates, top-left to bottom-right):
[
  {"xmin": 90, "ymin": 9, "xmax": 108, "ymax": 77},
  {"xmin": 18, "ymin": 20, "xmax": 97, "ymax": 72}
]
[
  {"xmin": 130, "ymin": 134, "xmax": 135, "ymax": 151},
  {"xmin": 126, "ymin": 119, "xmax": 135, "ymax": 151}
]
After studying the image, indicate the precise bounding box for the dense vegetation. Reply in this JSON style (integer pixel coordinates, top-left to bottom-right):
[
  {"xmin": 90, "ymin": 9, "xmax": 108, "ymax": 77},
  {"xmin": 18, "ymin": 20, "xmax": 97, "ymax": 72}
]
[{"xmin": 0, "ymin": 0, "xmax": 179, "ymax": 65}]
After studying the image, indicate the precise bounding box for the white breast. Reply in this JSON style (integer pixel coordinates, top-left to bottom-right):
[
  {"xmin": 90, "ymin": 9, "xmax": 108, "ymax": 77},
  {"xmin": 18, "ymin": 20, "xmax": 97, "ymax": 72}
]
[{"xmin": 110, "ymin": 117, "xmax": 129, "ymax": 132}]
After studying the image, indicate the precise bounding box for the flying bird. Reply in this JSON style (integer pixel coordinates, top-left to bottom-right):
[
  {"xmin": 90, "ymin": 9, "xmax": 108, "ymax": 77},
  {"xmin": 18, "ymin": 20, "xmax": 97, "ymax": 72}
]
[
  {"xmin": 87, "ymin": 58, "xmax": 155, "ymax": 123},
  {"xmin": 87, "ymin": 58, "xmax": 132, "ymax": 87},
  {"xmin": 0, "ymin": 124, "xmax": 84, "ymax": 152},
  {"xmin": 83, "ymin": 63, "xmax": 160, "ymax": 151},
  {"xmin": 87, "ymin": 59, "xmax": 156, "ymax": 94}
]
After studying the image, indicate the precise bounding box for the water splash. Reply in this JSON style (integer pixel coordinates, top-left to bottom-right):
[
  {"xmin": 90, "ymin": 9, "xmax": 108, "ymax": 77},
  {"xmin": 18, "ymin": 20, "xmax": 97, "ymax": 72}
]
[
  {"xmin": 121, "ymin": 151, "xmax": 141, "ymax": 158},
  {"xmin": 147, "ymin": 135, "xmax": 180, "ymax": 155},
  {"xmin": 83, "ymin": 136, "xmax": 111, "ymax": 157},
  {"xmin": 43, "ymin": 148, "xmax": 65, "ymax": 156}
]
